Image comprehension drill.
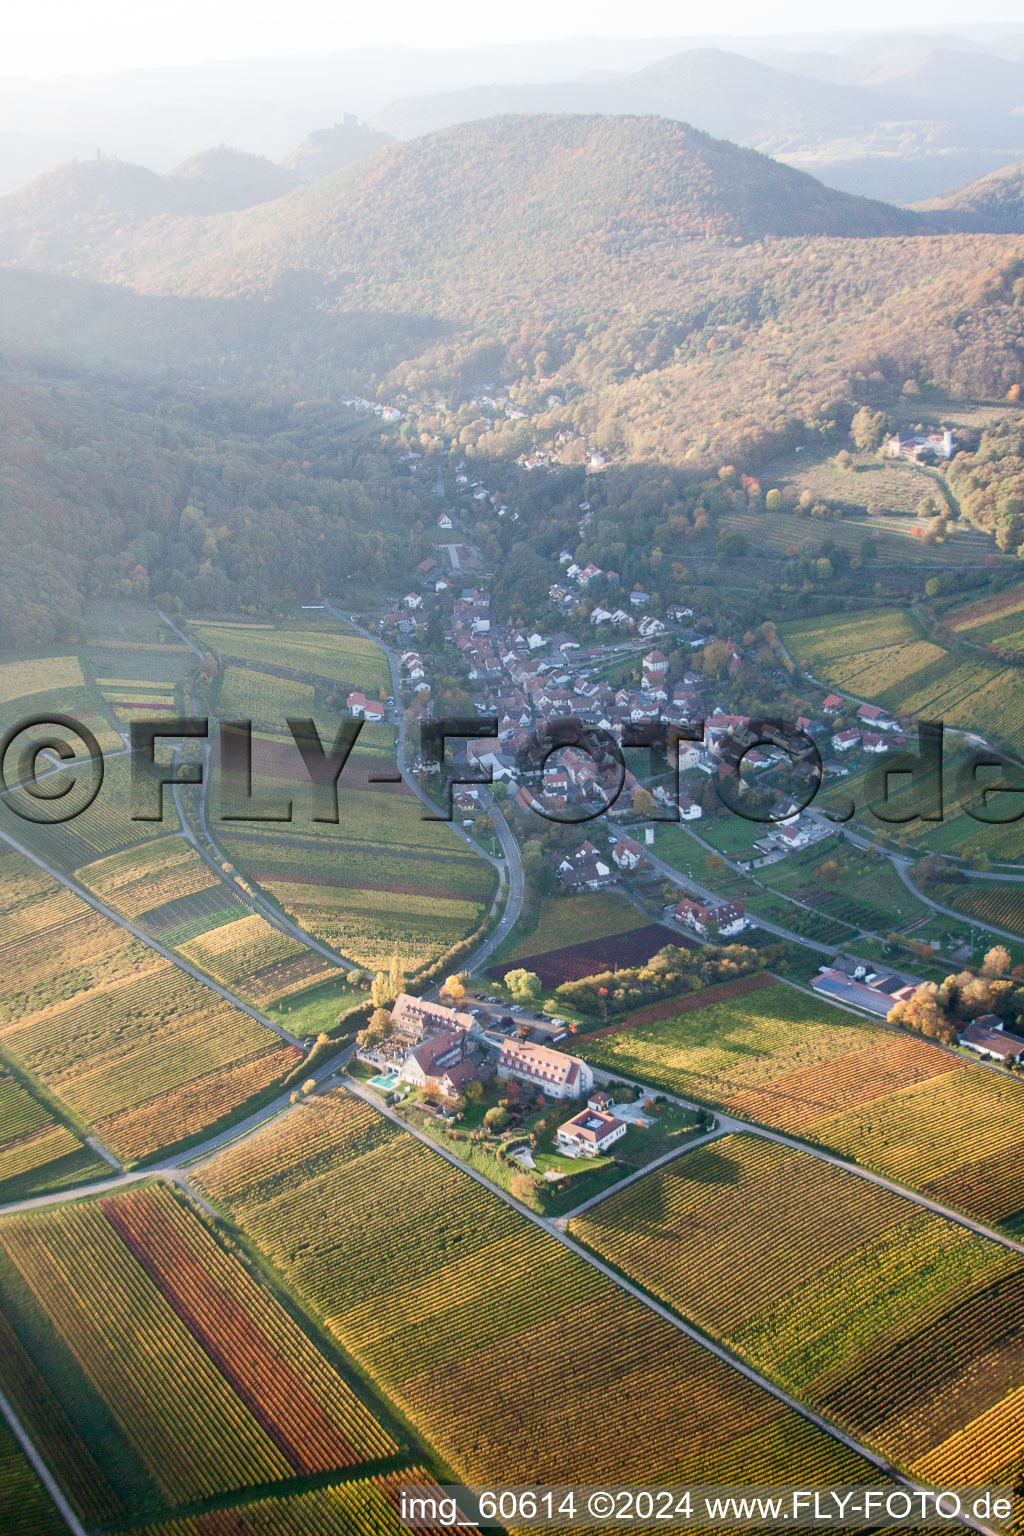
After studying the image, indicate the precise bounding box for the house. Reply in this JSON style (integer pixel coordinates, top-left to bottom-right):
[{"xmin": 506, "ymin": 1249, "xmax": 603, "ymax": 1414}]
[
  {"xmin": 643, "ymin": 649, "xmax": 669, "ymax": 678},
  {"xmin": 775, "ymin": 821, "xmax": 810, "ymax": 850},
  {"xmin": 629, "ymin": 589, "xmax": 650, "ymax": 607},
  {"xmin": 436, "ymin": 1058, "xmax": 483, "ymax": 1099},
  {"xmin": 678, "ymin": 793, "xmax": 702, "ymax": 821},
  {"xmin": 959, "ymin": 1015, "xmax": 1024, "ymax": 1063},
  {"xmin": 611, "ymin": 837, "xmax": 643, "ymax": 870},
  {"xmin": 822, "ymin": 694, "xmax": 844, "ymax": 714},
  {"xmin": 858, "ymin": 703, "xmax": 900, "ymax": 731},
  {"xmin": 347, "ymin": 690, "xmax": 385, "ymax": 721},
  {"xmin": 674, "ymin": 898, "xmax": 747, "ymax": 938},
  {"xmin": 399, "ymin": 1029, "xmax": 472, "ymax": 1088},
  {"xmin": 390, "ymin": 992, "xmax": 475, "ymax": 1045},
  {"xmin": 497, "ymin": 1040, "xmax": 593, "ymax": 1100},
  {"xmin": 578, "ymin": 564, "xmax": 603, "ymax": 587},
  {"xmin": 556, "ymin": 1108, "xmax": 628, "ymax": 1157},
  {"xmin": 832, "ymin": 729, "xmax": 860, "ymax": 752},
  {"xmin": 862, "ymin": 732, "xmax": 889, "ymax": 753},
  {"xmin": 403, "ymin": 592, "xmax": 423, "ymax": 610},
  {"xmin": 588, "ymin": 1090, "xmax": 615, "ymax": 1112},
  {"xmin": 437, "ymin": 512, "xmax": 453, "ymax": 530}
]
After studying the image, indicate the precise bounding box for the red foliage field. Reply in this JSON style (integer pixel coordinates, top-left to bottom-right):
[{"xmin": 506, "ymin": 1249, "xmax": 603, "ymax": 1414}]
[{"xmin": 490, "ymin": 923, "xmax": 695, "ymax": 988}]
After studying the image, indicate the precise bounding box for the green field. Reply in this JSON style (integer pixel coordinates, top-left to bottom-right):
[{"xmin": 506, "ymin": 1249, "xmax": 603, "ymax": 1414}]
[{"xmin": 189, "ymin": 622, "xmax": 388, "ymax": 694}]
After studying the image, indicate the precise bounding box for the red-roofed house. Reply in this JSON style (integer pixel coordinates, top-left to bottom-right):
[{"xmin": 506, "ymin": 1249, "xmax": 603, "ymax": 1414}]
[
  {"xmin": 556, "ymin": 1108, "xmax": 628, "ymax": 1157},
  {"xmin": 497, "ymin": 1040, "xmax": 593, "ymax": 1100}
]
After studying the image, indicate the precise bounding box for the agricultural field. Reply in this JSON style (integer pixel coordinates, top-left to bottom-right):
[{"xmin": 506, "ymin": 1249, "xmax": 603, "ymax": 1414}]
[
  {"xmin": 0, "ymin": 1184, "xmax": 396, "ymax": 1521},
  {"xmin": 189, "ymin": 621, "xmax": 388, "ymax": 695},
  {"xmin": 0, "ymin": 1070, "xmax": 108, "ymax": 1203},
  {"xmin": 497, "ymin": 890, "xmax": 642, "ymax": 964},
  {"xmin": 5, "ymin": 751, "xmax": 168, "ymax": 875},
  {"xmin": 949, "ymin": 881, "xmax": 1024, "ymax": 938},
  {"xmin": 490, "ymin": 923, "xmax": 691, "ymax": 989},
  {"xmin": 121, "ymin": 1470, "xmax": 459, "ymax": 1536},
  {"xmin": 582, "ymin": 982, "xmax": 1024, "ymax": 1228},
  {"xmin": 947, "ymin": 584, "xmax": 1024, "ymax": 656},
  {"xmin": 77, "ymin": 835, "xmax": 223, "ymax": 918},
  {"xmin": 195, "ymin": 1093, "xmax": 882, "ymax": 1492},
  {"xmin": 178, "ymin": 912, "xmax": 339, "ymax": 1007},
  {"xmin": 573, "ymin": 1135, "xmax": 1024, "ymax": 1489},
  {"xmin": 0, "ymin": 847, "xmax": 298, "ymax": 1162},
  {"xmin": 220, "ymin": 789, "xmax": 495, "ymax": 974},
  {"xmin": 0, "ymin": 1416, "xmax": 67, "ymax": 1536},
  {"xmin": 782, "ymin": 608, "xmax": 1024, "ymax": 746},
  {"xmin": 217, "ymin": 664, "xmax": 315, "ymax": 722}
]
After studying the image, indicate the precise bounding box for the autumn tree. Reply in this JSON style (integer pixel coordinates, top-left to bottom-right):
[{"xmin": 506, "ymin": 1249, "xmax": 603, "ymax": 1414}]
[{"xmin": 982, "ymin": 945, "xmax": 1012, "ymax": 978}]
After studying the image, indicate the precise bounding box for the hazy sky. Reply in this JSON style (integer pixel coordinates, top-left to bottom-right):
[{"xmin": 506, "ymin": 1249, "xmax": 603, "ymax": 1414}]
[{"xmin": 10, "ymin": 0, "xmax": 1023, "ymax": 78}]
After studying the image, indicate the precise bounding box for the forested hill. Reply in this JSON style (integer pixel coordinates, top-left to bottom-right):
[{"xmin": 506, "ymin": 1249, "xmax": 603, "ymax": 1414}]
[
  {"xmin": 917, "ymin": 159, "xmax": 1024, "ymax": 234},
  {"xmin": 0, "ymin": 150, "xmax": 300, "ymax": 271},
  {"xmin": 0, "ymin": 114, "xmax": 924, "ymax": 289}
]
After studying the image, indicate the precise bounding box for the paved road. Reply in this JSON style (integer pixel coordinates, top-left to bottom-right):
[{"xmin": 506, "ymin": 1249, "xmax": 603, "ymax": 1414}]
[{"xmin": 0, "ymin": 1385, "xmax": 88, "ymax": 1536}]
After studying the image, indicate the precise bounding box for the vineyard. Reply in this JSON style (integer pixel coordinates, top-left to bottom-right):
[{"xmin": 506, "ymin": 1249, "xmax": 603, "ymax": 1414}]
[
  {"xmin": 189, "ymin": 622, "xmax": 389, "ymax": 694},
  {"xmin": 178, "ymin": 912, "xmax": 339, "ymax": 1005},
  {"xmin": 217, "ymin": 665, "xmax": 315, "ymax": 721},
  {"xmin": 0, "ymin": 1071, "xmax": 107, "ymax": 1201},
  {"xmin": 781, "ymin": 608, "xmax": 1024, "ymax": 743},
  {"xmin": 0, "ymin": 653, "xmax": 83, "ymax": 704},
  {"xmin": 221, "ymin": 800, "xmax": 495, "ymax": 972},
  {"xmin": 0, "ymin": 847, "xmax": 296, "ymax": 1161},
  {"xmin": 572, "ymin": 1135, "xmax": 1024, "ymax": 1488},
  {"xmin": 0, "ymin": 1185, "xmax": 396, "ymax": 1518},
  {"xmin": 77, "ymin": 836, "xmax": 223, "ymax": 919},
  {"xmin": 948, "ymin": 586, "xmax": 1024, "ymax": 655},
  {"xmin": 0, "ymin": 1417, "xmax": 66, "ymax": 1536},
  {"xmin": 583, "ymin": 983, "xmax": 1024, "ymax": 1227},
  {"xmin": 195, "ymin": 1093, "xmax": 882, "ymax": 1491},
  {"xmin": 117, "ymin": 1469, "xmax": 461, "ymax": 1536},
  {"xmin": 950, "ymin": 881, "xmax": 1024, "ymax": 938}
]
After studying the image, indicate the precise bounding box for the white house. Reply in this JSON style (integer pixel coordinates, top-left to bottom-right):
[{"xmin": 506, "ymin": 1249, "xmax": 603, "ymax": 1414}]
[
  {"xmin": 403, "ymin": 592, "xmax": 423, "ymax": 610},
  {"xmin": 347, "ymin": 690, "xmax": 385, "ymax": 721},
  {"xmin": 496, "ymin": 1040, "xmax": 593, "ymax": 1100},
  {"xmin": 437, "ymin": 512, "xmax": 453, "ymax": 530},
  {"xmin": 556, "ymin": 1108, "xmax": 628, "ymax": 1157},
  {"xmin": 832, "ymin": 729, "xmax": 860, "ymax": 751},
  {"xmin": 611, "ymin": 837, "xmax": 643, "ymax": 870}
]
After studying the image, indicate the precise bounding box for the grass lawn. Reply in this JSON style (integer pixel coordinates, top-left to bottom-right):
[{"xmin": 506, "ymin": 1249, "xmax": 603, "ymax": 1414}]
[{"xmin": 266, "ymin": 975, "xmax": 371, "ymax": 1037}]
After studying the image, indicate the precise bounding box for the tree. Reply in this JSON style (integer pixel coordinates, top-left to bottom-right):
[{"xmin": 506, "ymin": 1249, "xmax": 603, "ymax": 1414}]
[
  {"xmin": 463, "ymin": 1079, "xmax": 484, "ymax": 1104},
  {"xmin": 505, "ymin": 968, "xmax": 542, "ymax": 1002},
  {"xmin": 851, "ymin": 406, "xmax": 887, "ymax": 451},
  {"xmin": 633, "ymin": 785, "xmax": 655, "ymax": 818},
  {"xmin": 483, "ymin": 1105, "xmax": 510, "ymax": 1132},
  {"xmin": 765, "ymin": 488, "xmax": 782, "ymax": 512},
  {"xmin": 509, "ymin": 1172, "xmax": 538, "ymax": 1203},
  {"xmin": 443, "ymin": 974, "xmax": 466, "ymax": 1000},
  {"xmin": 816, "ymin": 858, "xmax": 840, "ymax": 884},
  {"xmin": 982, "ymin": 945, "xmax": 1012, "ymax": 979},
  {"xmin": 301, "ymin": 1078, "xmax": 317, "ymax": 1094}
]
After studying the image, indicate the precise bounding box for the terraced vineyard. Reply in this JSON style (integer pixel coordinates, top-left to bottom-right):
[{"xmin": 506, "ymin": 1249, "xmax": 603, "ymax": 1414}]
[
  {"xmin": 0, "ymin": 847, "xmax": 297, "ymax": 1162},
  {"xmin": 582, "ymin": 982, "xmax": 1024, "ymax": 1227},
  {"xmin": 573, "ymin": 1136, "xmax": 1024, "ymax": 1491},
  {"xmin": 195, "ymin": 1094, "xmax": 884, "ymax": 1492},
  {"xmin": 178, "ymin": 912, "xmax": 339, "ymax": 1006},
  {"xmin": 0, "ymin": 1185, "xmax": 396, "ymax": 1519}
]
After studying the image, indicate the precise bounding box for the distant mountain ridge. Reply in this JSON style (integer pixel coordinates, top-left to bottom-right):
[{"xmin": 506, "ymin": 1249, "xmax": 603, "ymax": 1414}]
[
  {"xmin": 0, "ymin": 114, "xmax": 925, "ymax": 287},
  {"xmin": 916, "ymin": 158, "xmax": 1024, "ymax": 232}
]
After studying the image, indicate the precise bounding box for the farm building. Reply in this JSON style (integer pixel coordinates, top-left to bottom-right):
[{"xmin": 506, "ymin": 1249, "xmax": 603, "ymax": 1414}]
[
  {"xmin": 674, "ymin": 898, "xmax": 747, "ymax": 938},
  {"xmin": 959, "ymin": 1015, "xmax": 1024, "ymax": 1063},
  {"xmin": 398, "ymin": 1030, "xmax": 472, "ymax": 1088}
]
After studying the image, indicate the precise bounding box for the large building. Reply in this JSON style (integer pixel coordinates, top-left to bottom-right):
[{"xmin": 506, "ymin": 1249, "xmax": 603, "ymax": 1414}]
[
  {"xmin": 398, "ymin": 1030, "xmax": 471, "ymax": 1088},
  {"xmin": 390, "ymin": 992, "xmax": 475, "ymax": 1046},
  {"xmin": 496, "ymin": 1039, "xmax": 593, "ymax": 1100}
]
